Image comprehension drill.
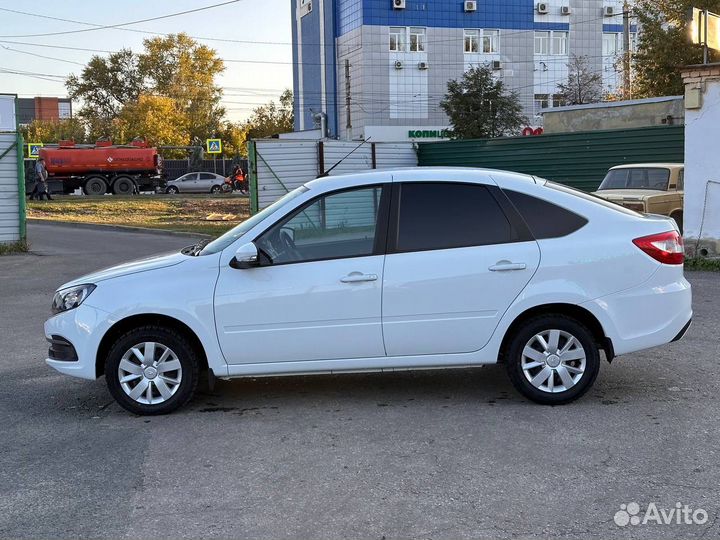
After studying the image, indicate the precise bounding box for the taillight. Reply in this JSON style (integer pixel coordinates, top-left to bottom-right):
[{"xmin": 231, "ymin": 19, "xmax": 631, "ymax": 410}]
[{"xmin": 632, "ymin": 231, "xmax": 684, "ymax": 265}]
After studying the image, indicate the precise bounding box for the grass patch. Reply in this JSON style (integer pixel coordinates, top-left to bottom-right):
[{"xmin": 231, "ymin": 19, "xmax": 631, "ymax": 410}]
[
  {"xmin": 0, "ymin": 240, "xmax": 29, "ymax": 255},
  {"xmin": 685, "ymin": 257, "xmax": 720, "ymax": 272},
  {"xmin": 27, "ymin": 195, "xmax": 250, "ymax": 237}
]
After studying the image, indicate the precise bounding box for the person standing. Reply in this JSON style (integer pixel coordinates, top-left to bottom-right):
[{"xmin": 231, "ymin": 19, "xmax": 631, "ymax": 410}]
[{"xmin": 35, "ymin": 158, "xmax": 53, "ymax": 201}]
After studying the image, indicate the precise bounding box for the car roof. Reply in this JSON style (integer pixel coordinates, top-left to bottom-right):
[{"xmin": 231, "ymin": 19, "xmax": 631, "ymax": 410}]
[
  {"xmin": 305, "ymin": 167, "xmax": 538, "ymax": 191},
  {"xmin": 609, "ymin": 163, "xmax": 683, "ymax": 170}
]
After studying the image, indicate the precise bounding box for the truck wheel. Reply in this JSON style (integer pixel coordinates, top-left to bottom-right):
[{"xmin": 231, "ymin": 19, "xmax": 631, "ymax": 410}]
[
  {"xmin": 83, "ymin": 176, "xmax": 107, "ymax": 196},
  {"xmin": 113, "ymin": 177, "xmax": 135, "ymax": 195}
]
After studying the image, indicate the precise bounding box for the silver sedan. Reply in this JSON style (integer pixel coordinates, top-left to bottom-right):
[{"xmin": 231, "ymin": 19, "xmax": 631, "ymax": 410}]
[{"xmin": 165, "ymin": 172, "xmax": 227, "ymax": 194}]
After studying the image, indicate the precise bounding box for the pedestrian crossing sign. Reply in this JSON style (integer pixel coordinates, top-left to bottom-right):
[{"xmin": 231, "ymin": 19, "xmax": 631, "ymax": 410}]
[
  {"xmin": 206, "ymin": 139, "xmax": 222, "ymax": 154},
  {"xmin": 28, "ymin": 143, "xmax": 43, "ymax": 158}
]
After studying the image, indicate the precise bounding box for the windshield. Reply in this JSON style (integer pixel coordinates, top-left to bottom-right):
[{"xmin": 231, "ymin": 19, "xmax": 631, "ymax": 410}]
[
  {"xmin": 598, "ymin": 168, "xmax": 670, "ymax": 191},
  {"xmin": 199, "ymin": 186, "xmax": 309, "ymax": 255}
]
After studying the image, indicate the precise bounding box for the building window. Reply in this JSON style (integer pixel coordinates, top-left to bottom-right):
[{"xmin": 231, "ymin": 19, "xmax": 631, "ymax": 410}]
[
  {"xmin": 464, "ymin": 29, "xmax": 479, "ymax": 53},
  {"xmin": 551, "ymin": 31, "xmax": 568, "ymax": 55},
  {"xmin": 483, "ymin": 29, "xmax": 500, "ymax": 53},
  {"xmin": 409, "ymin": 27, "xmax": 426, "ymax": 52},
  {"xmin": 390, "ymin": 27, "xmax": 405, "ymax": 51},
  {"xmin": 552, "ymin": 95, "xmax": 565, "ymax": 108},
  {"xmin": 536, "ymin": 31, "xmax": 568, "ymax": 55},
  {"xmin": 534, "ymin": 31, "xmax": 550, "ymax": 55},
  {"xmin": 602, "ymin": 32, "xmax": 621, "ymax": 55},
  {"xmin": 534, "ymin": 94, "xmax": 549, "ymax": 117}
]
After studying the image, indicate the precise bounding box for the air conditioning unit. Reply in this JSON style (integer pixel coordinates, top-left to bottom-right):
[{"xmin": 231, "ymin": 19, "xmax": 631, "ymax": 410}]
[
  {"xmin": 536, "ymin": 2, "xmax": 549, "ymax": 14},
  {"xmin": 393, "ymin": 0, "xmax": 406, "ymax": 9},
  {"xmin": 418, "ymin": 61, "xmax": 429, "ymax": 70},
  {"xmin": 603, "ymin": 5, "xmax": 615, "ymax": 16},
  {"xmin": 561, "ymin": 6, "xmax": 571, "ymax": 15},
  {"xmin": 492, "ymin": 60, "xmax": 502, "ymax": 70},
  {"xmin": 464, "ymin": 0, "xmax": 477, "ymax": 12},
  {"xmin": 394, "ymin": 60, "xmax": 403, "ymax": 70}
]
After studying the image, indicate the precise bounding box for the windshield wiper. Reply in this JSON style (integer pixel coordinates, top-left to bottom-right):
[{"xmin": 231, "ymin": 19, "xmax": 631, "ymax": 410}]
[{"xmin": 182, "ymin": 239, "xmax": 211, "ymax": 256}]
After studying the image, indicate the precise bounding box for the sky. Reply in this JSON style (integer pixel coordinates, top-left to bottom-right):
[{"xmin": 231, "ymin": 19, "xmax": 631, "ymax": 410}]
[{"xmin": 0, "ymin": 0, "xmax": 294, "ymax": 122}]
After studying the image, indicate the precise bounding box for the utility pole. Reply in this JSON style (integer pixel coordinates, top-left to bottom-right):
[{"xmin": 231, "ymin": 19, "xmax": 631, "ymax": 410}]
[
  {"xmin": 623, "ymin": 0, "xmax": 631, "ymax": 100},
  {"xmin": 344, "ymin": 59, "xmax": 352, "ymax": 141}
]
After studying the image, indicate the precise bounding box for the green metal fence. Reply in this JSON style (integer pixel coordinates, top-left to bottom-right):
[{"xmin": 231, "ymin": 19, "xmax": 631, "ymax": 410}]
[{"xmin": 417, "ymin": 125, "xmax": 685, "ymax": 192}]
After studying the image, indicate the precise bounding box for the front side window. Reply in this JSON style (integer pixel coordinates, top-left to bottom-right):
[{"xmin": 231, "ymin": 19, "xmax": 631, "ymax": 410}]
[
  {"xmin": 483, "ymin": 29, "xmax": 500, "ymax": 53},
  {"xmin": 256, "ymin": 186, "xmax": 384, "ymax": 265},
  {"xmin": 394, "ymin": 183, "xmax": 514, "ymax": 252},
  {"xmin": 390, "ymin": 27, "xmax": 405, "ymax": 51},
  {"xmin": 464, "ymin": 29, "xmax": 479, "ymax": 53},
  {"xmin": 181, "ymin": 174, "xmax": 197, "ymax": 182},
  {"xmin": 409, "ymin": 27, "xmax": 426, "ymax": 52},
  {"xmin": 534, "ymin": 31, "xmax": 550, "ymax": 55}
]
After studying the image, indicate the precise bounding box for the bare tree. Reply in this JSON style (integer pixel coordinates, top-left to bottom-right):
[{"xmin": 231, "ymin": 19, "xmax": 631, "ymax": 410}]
[{"xmin": 555, "ymin": 55, "xmax": 604, "ymax": 106}]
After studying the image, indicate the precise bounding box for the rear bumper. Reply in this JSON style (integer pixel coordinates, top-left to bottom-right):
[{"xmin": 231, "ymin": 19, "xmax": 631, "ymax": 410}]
[{"xmin": 581, "ymin": 266, "xmax": 692, "ymax": 356}]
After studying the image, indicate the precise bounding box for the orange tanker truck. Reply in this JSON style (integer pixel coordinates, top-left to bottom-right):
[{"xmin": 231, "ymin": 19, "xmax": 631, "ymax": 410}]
[{"xmin": 38, "ymin": 138, "xmax": 164, "ymax": 195}]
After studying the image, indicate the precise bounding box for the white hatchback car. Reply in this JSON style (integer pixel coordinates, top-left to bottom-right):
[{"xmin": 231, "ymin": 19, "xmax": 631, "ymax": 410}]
[{"xmin": 45, "ymin": 168, "xmax": 692, "ymax": 414}]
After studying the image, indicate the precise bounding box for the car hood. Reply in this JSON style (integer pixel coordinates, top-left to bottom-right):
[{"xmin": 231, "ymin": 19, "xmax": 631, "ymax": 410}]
[
  {"xmin": 593, "ymin": 189, "xmax": 665, "ymax": 200},
  {"xmin": 59, "ymin": 250, "xmax": 188, "ymax": 289}
]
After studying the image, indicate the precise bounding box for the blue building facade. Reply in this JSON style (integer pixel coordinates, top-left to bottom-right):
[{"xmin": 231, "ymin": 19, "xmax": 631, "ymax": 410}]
[{"xmin": 292, "ymin": 0, "xmax": 633, "ymax": 140}]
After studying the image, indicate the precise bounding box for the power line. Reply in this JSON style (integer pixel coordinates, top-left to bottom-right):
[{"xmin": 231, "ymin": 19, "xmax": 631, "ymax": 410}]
[{"xmin": 0, "ymin": 1, "xmax": 242, "ymax": 39}]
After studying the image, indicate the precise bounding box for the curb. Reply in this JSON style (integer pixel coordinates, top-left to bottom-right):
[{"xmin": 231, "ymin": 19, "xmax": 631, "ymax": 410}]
[{"xmin": 27, "ymin": 219, "xmax": 212, "ymax": 239}]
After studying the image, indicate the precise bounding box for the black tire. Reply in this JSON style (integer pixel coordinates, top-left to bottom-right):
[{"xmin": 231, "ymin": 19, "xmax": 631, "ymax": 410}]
[
  {"xmin": 112, "ymin": 176, "xmax": 135, "ymax": 195},
  {"xmin": 83, "ymin": 176, "xmax": 107, "ymax": 196},
  {"xmin": 105, "ymin": 325, "xmax": 200, "ymax": 415},
  {"xmin": 505, "ymin": 314, "xmax": 600, "ymax": 405},
  {"xmin": 166, "ymin": 186, "xmax": 179, "ymax": 194},
  {"xmin": 210, "ymin": 185, "xmax": 222, "ymax": 194}
]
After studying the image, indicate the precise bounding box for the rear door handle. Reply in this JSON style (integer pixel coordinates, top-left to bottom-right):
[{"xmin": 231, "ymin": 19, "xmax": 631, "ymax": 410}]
[
  {"xmin": 489, "ymin": 262, "xmax": 527, "ymax": 272},
  {"xmin": 340, "ymin": 272, "xmax": 379, "ymax": 283}
]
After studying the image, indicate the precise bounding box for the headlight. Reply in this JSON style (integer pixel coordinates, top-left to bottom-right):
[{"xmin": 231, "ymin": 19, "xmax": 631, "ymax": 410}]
[{"xmin": 51, "ymin": 284, "xmax": 96, "ymax": 314}]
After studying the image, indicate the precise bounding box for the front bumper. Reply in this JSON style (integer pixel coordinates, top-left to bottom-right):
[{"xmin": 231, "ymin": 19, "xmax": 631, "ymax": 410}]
[{"xmin": 44, "ymin": 304, "xmax": 111, "ymax": 380}]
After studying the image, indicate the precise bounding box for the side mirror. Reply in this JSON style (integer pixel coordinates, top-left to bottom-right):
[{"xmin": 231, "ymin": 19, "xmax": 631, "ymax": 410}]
[{"xmin": 229, "ymin": 242, "xmax": 259, "ymax": 269}]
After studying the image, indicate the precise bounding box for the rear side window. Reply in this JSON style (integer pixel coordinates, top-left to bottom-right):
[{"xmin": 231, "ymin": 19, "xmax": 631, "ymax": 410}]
[
  {"xmin": 199, "ymin": 173, "xmax": 216, "ymax": 180},
  {"xmin": 503, "ymin": 189, "xmax": 588, "ymax": 239},
  {"xmin": 395, "ymin": 183, "xmax": 515, "ymax": 252}
]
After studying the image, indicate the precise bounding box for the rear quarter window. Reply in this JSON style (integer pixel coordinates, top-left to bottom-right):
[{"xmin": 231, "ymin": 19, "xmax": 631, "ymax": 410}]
[{"xmin": 503, "ymin": 188, "xmax": 588, "ymax": 239}]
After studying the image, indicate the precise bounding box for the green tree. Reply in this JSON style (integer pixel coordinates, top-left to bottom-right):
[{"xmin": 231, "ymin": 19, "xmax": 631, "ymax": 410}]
[
  {"xmin": 115, "ymin": 94, "xmax": 188, "ymax": 147},
  {"xmin": 634, "ymin": 0, "xmax": 720, "ymax": 97},
  {"xmin": 65, "ymin": 33, "xmax": 225, "ymax": 144},
  {"xmin": 66, "ymin": 48, "xmax": 143, "ymax": 138},
  {"xmin": 20, "ymin": 118, "xmax": 87, "ymax": 144},
  {"xmin": 556, "ymin": 55, "xmax": 604, "ymax": 105},
  {"xmin": 139, "ymin": 33, "xmax": 226, "ymax": 142},
  {"xmin": 440, "ymin": 66, "xmax": 526, "ymax": 139}
]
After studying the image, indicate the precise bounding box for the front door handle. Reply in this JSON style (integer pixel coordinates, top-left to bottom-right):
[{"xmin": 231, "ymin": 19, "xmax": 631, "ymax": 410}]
[
  {"xmin": 489, "ymin": 261, "xmax": 527, "ymax": 272},
  {"xmin": 340, "ymin": 272, "xmax": 379, "ymax": 283}
]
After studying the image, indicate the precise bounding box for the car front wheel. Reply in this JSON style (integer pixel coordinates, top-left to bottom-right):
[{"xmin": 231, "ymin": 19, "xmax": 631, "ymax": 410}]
[
  {"xmin": 105, "ymin": 326, "xmax": 200, "ymax": 415},
  {"xmin": 505, "ymin": 315, "xmax": 600, "ymax": 405}
]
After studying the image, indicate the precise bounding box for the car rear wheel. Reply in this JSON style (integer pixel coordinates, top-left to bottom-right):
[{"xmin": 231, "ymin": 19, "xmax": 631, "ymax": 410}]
[
  {"xmin": 505, "ymin": 315, "xmax": 600, "ymax": 405},
  {"xmin": 105, "ymin": 326, "xmax": 200, "ymax": 415}
]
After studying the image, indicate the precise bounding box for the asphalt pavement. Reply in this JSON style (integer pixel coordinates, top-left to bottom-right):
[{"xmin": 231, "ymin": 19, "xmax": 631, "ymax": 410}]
[{"xmin": 1, "ymin": 222, "xmax": 719, "ymax": 540}]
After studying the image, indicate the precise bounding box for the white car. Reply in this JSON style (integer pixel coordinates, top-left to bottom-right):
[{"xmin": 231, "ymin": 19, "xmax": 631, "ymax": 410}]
[{"xmin": 45, "ymin": 168, "xmax": 692, "ymax": 414}]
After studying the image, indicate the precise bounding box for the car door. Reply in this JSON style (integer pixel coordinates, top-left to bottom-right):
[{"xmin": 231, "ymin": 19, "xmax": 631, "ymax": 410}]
[
  {"xmin": 381, "ymin": 181, "xmax": 540, "ymax": 357},
  {"xmin": 199, "ymin": 173, "xmax": 217, "ymax": 192},
  {"xmin": 214, "ymin": 184, "xmax": 390, "ymax": 364},
  {"xmin": 180, "ymin": 173, "xmax": 198, "ymax": 192}
]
